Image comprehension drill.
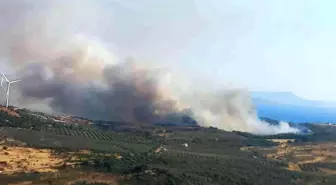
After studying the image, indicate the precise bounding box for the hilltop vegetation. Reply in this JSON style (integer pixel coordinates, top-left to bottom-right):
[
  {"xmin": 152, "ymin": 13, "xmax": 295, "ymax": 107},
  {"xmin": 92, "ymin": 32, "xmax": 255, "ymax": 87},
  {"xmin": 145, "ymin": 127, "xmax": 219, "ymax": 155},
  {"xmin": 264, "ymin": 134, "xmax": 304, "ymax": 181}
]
[{"xmin": 0, "ymin": 106, "xmax": 335, "ymax": 184}]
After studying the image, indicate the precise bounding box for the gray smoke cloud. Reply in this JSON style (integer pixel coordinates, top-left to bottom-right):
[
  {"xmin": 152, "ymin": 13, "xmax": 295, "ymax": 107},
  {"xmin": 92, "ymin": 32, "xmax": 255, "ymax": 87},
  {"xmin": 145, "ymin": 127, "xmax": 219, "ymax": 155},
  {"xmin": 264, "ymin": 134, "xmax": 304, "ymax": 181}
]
[{"xmin": 0, "ymin": 0, "xmax": 299, "ymax": 135}]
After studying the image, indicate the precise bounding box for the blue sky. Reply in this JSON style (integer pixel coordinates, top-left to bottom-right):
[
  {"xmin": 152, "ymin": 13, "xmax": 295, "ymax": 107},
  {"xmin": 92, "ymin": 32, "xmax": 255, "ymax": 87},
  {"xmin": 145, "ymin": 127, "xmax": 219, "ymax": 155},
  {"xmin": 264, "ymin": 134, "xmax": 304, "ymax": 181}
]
[
  {"xmin": 1, "ymin": 0, "xmax": 336, "ymax": 101},
  {"xmin": 90, "ymin": 0, "xmax": 336, "ymax": 101}
]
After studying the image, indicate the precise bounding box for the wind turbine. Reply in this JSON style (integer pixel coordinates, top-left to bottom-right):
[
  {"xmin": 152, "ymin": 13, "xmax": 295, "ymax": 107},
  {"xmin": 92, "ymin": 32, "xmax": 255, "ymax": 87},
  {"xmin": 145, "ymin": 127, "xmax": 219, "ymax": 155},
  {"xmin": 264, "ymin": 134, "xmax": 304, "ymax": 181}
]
[{"xmin": 1, "ymin": 72, "xmax": 20, "ymax": 108}]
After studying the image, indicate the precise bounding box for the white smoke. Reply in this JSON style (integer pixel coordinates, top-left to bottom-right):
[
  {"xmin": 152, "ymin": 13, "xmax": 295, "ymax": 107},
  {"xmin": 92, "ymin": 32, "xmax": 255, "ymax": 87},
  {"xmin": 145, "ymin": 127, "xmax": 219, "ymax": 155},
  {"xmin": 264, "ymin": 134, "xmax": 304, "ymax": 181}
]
[{"xmin": 0, "ymin": 0, "xmax": 299, "ymax": 135}]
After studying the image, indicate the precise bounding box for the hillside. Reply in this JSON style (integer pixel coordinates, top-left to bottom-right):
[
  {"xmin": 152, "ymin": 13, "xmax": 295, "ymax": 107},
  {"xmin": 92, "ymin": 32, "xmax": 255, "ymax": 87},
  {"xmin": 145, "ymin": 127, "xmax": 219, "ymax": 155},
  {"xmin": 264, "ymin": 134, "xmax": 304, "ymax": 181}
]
[{"xmin": 0, "ymin": 106, "xmax": 335, "ymax": 184}]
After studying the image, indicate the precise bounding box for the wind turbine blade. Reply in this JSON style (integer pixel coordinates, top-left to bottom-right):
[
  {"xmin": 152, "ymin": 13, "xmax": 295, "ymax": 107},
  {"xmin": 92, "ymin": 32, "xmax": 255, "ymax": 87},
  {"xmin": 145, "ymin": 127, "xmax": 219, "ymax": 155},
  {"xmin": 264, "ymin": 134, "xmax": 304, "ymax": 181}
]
[
  {"xmin": 9, "ymin": 79, "xmax": 20, "ymax": 84},
  {"xmin": 0, "ymin": 77, "xmax": 6, "ymax": 91},
  {"xmin": 1, "ymin": 72, "xmax": 9, "ymax": 82}
]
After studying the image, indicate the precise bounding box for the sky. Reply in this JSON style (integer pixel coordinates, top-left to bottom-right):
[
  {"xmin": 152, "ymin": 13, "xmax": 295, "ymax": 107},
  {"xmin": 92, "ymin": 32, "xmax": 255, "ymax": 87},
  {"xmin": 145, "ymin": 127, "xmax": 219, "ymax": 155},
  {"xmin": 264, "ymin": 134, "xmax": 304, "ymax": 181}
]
[
  {"xmin": 101, "ymin": 0, "xmax": 336, "ymax": 101},
  {"xmin": 1, "ymin": 0, "xmax": 336, "ymax": 101}
]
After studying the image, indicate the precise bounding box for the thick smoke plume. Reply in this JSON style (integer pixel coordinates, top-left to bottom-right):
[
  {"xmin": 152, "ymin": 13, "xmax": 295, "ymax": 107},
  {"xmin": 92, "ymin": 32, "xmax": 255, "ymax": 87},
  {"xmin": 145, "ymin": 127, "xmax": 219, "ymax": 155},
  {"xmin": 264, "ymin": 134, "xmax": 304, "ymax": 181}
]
[{"xmin": 0, "ymin": 1, "xmax": 299, "ymax": 135}]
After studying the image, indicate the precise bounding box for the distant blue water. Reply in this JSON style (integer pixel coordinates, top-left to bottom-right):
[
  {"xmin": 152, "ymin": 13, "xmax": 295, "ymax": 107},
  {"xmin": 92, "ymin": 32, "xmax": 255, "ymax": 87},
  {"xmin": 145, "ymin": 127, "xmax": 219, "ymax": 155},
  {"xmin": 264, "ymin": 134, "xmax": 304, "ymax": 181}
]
[
  {"xmin": 254, "ymin": 103, "xmax": 336, "ymax": 123},
  {"xmin": 251, "ymin": 92, "xmax": 336, "ymax": 123}
]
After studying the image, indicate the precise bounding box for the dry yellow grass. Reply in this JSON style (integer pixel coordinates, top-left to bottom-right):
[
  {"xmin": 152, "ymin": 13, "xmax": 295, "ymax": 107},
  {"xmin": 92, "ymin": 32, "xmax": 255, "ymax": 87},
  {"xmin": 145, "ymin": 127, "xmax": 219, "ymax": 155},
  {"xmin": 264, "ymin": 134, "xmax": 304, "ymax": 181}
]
[
  {"xmin": 0, "ymin": 146, "xmax": 121, "ymax": 185},
  {"xmin": 8, "ymin": 181, "xmax": 33, "ymax": 185},
  {"xmin": 6, "ymin": 172, "xmax": 120, "ymax": 185},
  {"xmin": 158, "ymin": 133, "xmax": 170, "ymax": 137},
  {"xmin": 298, "ymin": 156, "xmax": 326, "ymax": 165},
  {"xmin": 0, "ymin": 145, "xmax": 64, "ymax": 174},
  {"xmin": 268, "ymin": 139, "xmax": 295, "ymax": 144},
  {"xmin": 65, "ymin": 172, "xmax": 119, "ymax": 185},
  {"xmin": 288, "ymin": 162, "xmax": 301, "ymax": 171},
  {"xmin": 245, "ymin": 141, "xmax": 336, "ymax": 174}
]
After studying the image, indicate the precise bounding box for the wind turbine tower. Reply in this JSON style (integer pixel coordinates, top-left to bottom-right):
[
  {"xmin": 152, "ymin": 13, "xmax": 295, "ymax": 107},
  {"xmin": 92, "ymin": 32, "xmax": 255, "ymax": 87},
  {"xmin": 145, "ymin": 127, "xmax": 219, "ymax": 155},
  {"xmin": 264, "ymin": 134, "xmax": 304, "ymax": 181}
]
[{"xmin": 1, "ymin": 72, "xmax": 20, "ymax": 108}]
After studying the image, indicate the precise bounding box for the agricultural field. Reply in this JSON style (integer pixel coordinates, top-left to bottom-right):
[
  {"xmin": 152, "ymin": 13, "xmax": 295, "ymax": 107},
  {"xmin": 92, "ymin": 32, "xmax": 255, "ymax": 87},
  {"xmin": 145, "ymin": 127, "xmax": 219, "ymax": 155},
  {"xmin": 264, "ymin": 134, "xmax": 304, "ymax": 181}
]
[
  {"xmin": 246, "ymin": 138, "xmax": 336, "ymax": 174},
  {"xmin": 40, "ymin": 125, "xmax": 150, "ymax": 144},
  {"xmin": 0, "ymin": 108, "xmax": 335, "ymax": 184}
]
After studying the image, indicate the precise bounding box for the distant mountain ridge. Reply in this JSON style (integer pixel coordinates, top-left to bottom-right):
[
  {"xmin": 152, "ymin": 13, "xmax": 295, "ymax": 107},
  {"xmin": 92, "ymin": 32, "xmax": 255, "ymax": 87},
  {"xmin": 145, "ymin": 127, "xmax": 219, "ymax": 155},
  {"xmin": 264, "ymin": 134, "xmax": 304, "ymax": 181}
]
[
  {"xmin": 251, "ymin": 91, "xmax": 336, "ymax": 108},
  {"xmin": 251, "ymin": 91, "xmax": 336, "ymax": 123}
]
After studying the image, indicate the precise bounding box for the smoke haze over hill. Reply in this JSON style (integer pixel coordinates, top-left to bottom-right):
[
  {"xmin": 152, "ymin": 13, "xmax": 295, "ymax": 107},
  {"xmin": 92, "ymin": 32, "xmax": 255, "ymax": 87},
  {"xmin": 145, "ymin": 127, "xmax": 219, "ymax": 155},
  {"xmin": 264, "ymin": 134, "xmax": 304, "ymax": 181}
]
[{"xmin": 0, "ymin": 0, "xmax": 299, "ymax": 135}]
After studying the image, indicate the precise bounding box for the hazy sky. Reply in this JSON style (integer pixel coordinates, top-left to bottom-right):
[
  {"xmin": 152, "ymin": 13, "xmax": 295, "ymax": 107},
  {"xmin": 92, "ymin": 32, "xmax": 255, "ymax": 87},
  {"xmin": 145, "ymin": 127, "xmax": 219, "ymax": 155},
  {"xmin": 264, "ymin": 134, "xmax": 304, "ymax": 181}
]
[
  {"xmin": 2, "ymin": 0, "xmax": 336, "ymax": 101},
  {"xmin": 87, "ymin": 0, "xmax": 335, "ymax": 101}
]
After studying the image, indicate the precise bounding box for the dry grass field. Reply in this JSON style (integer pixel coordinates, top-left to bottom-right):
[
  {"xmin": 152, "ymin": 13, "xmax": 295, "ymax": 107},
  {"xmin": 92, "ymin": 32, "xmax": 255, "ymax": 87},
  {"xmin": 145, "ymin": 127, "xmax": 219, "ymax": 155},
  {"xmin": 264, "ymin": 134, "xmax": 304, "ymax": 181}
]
[
  {"xmin": 0, "ymin": 145, "xmax": 64, "ymax": 174},
  {"xmin": 245, "ymin": 139, "xmax": 336, "ymax": 175},
  {"xmin": 6, "ymin": 171, "xmax": 120, "ymax": 185},
  {"xmin": 0, "ymin": 144, "xmax": 120, "ymax": 185}
]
